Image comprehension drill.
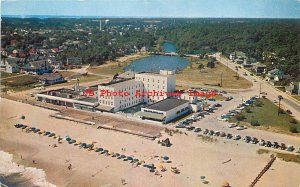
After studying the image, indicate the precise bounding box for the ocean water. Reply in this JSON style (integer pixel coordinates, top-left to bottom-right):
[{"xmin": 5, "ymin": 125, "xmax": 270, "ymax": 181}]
[
  {"xmin": 0, "ymin": 151, "xmax": 56, "ymax": 187},
  {"xmin": 0, "ymin": 173, "xmax": 37, "ymax": 187}
]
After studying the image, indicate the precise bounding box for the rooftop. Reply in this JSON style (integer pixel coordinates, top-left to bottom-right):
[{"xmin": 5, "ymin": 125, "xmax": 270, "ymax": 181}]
[
  {"xmin": 144, "ymin": 98, "xmax": 189, "ymax": 112},
  {"xmin": 100, "ymin": 79, "xmax": 138, "ymax": 88}
]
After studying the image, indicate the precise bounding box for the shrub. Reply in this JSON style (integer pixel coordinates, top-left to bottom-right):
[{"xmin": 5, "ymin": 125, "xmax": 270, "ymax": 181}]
[
  {"xmin": 290, "ymin": 118, "xmax": 297, "ymax": 124},
  {"xmin": 255, "ymin": 101, "xmax": 262, "ymax": 107},
  {"xmin": 251, "ymin": 120, "xmax": 260, "ymax": 126},
  {"xmin": 289, "ymin": 126, "xmax": 298, "ymax": 133},
  {"xmin": 236, "ymin": 114, "xmax": 245, "ymax": 121},
  {"xmin": 245, "ymin": 108, "xmax": 252, "ymax": 113}
]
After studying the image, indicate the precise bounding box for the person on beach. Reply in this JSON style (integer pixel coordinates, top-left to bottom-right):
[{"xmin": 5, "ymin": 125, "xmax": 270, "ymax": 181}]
[
  {"xmin": 68, "ymin": 164, "xmax": 72, "ymax": 170},
  {"xmin": 121, "ymin": 179, "xmax": 126, "ymax": 185},
  {"xmin": 33, "ymin": 160, "xmax": 36, "ymax": 164}
]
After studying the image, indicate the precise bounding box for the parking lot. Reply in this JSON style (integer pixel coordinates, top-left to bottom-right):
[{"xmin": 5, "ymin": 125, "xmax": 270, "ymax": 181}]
[{"xmin": 173, "ymin": 94, "xmax": 300, "ymax": 154}]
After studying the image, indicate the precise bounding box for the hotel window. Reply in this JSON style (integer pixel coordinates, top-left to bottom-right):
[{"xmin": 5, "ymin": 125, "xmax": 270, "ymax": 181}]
[{"xmin": 148, "ymin": 79, "xmax": 149, "ymax": 82}]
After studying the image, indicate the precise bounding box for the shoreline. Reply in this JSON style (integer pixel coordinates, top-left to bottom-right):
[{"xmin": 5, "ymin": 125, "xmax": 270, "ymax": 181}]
[{"xmin": 0, "ymin": 150, "xmax": 56, "ymax": 187}]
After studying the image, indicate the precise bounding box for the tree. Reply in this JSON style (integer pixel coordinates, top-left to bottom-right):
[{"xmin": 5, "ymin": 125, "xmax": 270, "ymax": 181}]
[
  {"xmin": 207, "ymin": 59, "xmax": 215, "ymax": 68},
  {"xmin": 278, "ymin": 95, "xmax": 283, "ymax": 115},
  {"xmin": 198, "ymin": 63, "xmax": 205, "ymax": 72}
]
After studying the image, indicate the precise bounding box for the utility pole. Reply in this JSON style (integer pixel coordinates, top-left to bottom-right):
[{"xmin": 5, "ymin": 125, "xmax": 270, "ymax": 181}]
[
  {"xmin": 259, "ymin": 83, "xmax": 262, "ymax": 98},
  {"xmin": 220, "ymin": 73, "xmax": 223, "ymax": 87},
  {"xmin": 278, "ymin": 95, "xmax": 283, "ymax": 115}
]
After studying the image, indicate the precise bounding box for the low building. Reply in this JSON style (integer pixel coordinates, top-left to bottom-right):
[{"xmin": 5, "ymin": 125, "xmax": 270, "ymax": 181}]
[
  {"xmin": 67, "ymin": 57, "xmax": 82, "ymax": 65},
  {"xmin": 38, "ymin": 72, "xmax": 65, "ymax": 85},
  {"xmin": 22, "ymin": 60, "xmax": 53, "ymax": 75},
  {"xmin": 253, "ymin": 63, "xmax": 267, "ymax": 74},
  {"xmin": 5, "ymin": 62, "xmax": 19, "ymax": 73},
  {"xmin": 137, "ymin": 98, "xmax": 190, "ymax": 123},
  {"xmin": 265, "ymin": 69, "xmax": 284, "ymax": 82},
  {"xmin": 285, "ymin": 81, "xmax": 300, "ymax": 95},
  {"xmin": 36, "ymin": 88, "xmax": 99, "ymax": 112}
]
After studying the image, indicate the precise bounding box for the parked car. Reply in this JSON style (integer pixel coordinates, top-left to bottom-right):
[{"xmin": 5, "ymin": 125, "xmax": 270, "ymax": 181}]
[
  {"xmin": 220, "ymin": 132, "xmax": 226, "ymax": 137},
  {"xmin": 280, "ymin": 143, "xmax": 286, "ymax": 150},
  {"xmin": 213, "ymin": 131, "xmax": 220, "ymax": 136},
  {"xmin": 186, "ymin": 126, "xmax": 195, "ymax": 131},
  {"xmin": 228, "ymin": 123, "xmax": 237, "ymax": 128},
  {"xmin": 236, "ymin": 126, "xmax": 247, "ymax": 130},
  {"xmin": 259, "ymin": 139, "xmax": 265, "ymax": 146},
  {"xmin": 250, "ymin": 137, "xmax": 258, "ymax": 144},
  {"xmin": 265, "ymin": 141, "xmax": 272, "ymax": 147},
  {"xmin": 286, "ymin": 110, "xmax": 292, "ymax": 114},
  {"xmin": 244, "ymin": 136, "xmax": 251, "ymax": 143},
  {"xmin": 215, "ymin": 103, "xmax": 222, "ymax": 107},
  {"xmin": 208, "ymin": 130, "xmax": 214, "ymax": 136},
  {"xmin": 273, "ymin": 99, "xmax": 278, "ymax": 103},
  {"xmin": 286, "ymin": 145, "xmax": 295, "ymax": 152},
  {"xmin": 272, "ymin": 142, "xmax": 279, "ymax": 149},
  {"xmin": 233, "ymin": 135, "xmax": 241, "ymax": 140},
  {"xmin": 194, "ymin": 127, "xmax": 201, "ymax": 132},
  {"xmin": 203, "ymin": 129, "xmax": 209, "ymax": 134},
  {"xmin": 226, "ymin": 133, "xmax": 233, "ymax": 139}
]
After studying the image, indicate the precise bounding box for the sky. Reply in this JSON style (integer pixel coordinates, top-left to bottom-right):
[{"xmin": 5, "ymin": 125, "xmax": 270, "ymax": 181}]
[{"xmin": 1, "ymin": 0, "xmax": 300, "ymax": 18}]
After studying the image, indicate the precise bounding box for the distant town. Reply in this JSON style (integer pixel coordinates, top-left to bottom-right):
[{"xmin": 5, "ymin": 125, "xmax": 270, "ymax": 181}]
[{"xmin": 1, "ymin": 17, "xmax": 300, "ymax": 187}]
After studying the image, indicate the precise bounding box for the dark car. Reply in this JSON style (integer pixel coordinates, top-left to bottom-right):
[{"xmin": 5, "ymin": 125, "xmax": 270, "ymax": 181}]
[
  {"xmin": 33, "ymin": 129, "xmax": 40, "ymax": 133},
  {"xmin": 244, "ymin": 136, "xmax": 251, "ymax": 143},
  {"xmin": 286, "ymin": 110, "xmax": 292, "ymax": 114},
  {"xmin": 265, "ymin": 141, "xmax": 272, "ymax": 147},
  {"xmin": 226, "ymin": 133, "xmax": 233, "ymax": 139},
  {"xmin": 280, "ymin": 143, "xmax": 286, "ymax": 150},
  {"xmin": 194, "ymin": 127, "xmax": 201, "ymax": 132},
  {"xmin": 208, "ymin": 130, "xmax": 214, "ymax": 136},
  {"xmin": 215, "ymin": 103, "xmax": 222, "ymax": 107},
  {"xmin": 272, "ymin": 142, "xmax": 280, "ymax": 149},
  {"xmin": 186, "ymin": 126, "xmax": 195, "ymax": 131},
  {"xmin": 203, "ymin": 129, "xmax": 209, "ymax": 134}
]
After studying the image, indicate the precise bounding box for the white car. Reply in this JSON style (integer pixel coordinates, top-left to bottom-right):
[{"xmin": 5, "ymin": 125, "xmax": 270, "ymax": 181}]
[
  {"xmin": 228, "ymin": 123, "xmax": 237, "ymax": 128},
  {"xmin": 236, "ymin": 126, "xmax": 247, "ymax": 130},
  {"xmin": 273, "ymin": 100, "xmax": 278, "ymax": 103},
  {"xmin": 217, "ymin": 117, "xmax": 228, "ymax": 121}
]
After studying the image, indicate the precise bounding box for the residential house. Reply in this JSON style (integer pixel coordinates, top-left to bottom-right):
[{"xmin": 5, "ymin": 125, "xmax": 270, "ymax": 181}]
[
  {"xmin": 266, "ymin": 69, "xmax": 284, "ymax": 82},
  {"xmin": 22, "ymin": 60, "xmax": 53, "ymax": 75},
  {"xmin": 67, "ymin": 57, "xmax": 82, "ymax": 66},
  {"xmin": 285, "ymin": 81, "xmax": 300, "ymax": 95},
  {"xmin": 5, "ymin": 61, "xmax": 19, "ymax": 73},
  {"xmin": 253, "ymin": 63, "xmax": 266, "ymax": 74},
  {"xmin": 38, "ymin": 72, "xmax": 65, "ymax": 85}
]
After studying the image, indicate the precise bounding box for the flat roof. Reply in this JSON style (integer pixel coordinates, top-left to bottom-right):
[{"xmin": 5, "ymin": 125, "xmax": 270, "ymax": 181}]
[
  {"xmin": 76, "ymin": 97, "xmax": 98, "ymax": 103},
  {"xmin": 144, "ymin": 98, "xmax": 189, "ymax": 112},
  {"xmin": 135, "ymin": 72, "xmax": 174, "ymax": 77},
  {"xmin": 100, "ymin": 79, "xmax": 138, "ymax": 88}
]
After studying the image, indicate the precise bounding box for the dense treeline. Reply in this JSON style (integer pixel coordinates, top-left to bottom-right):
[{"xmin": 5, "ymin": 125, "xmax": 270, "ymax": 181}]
[{"xmin": 157, "ymin": 19, "xmax": 300, "ymax": 77}]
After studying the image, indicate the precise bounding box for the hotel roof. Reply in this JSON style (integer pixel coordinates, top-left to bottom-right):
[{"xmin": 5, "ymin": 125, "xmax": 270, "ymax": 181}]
[{"xmin": 144, "ymin": 98, "xmax": 188, "ymax": 112}]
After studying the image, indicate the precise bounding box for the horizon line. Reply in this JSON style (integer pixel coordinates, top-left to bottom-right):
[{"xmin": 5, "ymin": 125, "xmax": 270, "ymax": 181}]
[{"xmin": 2, "ymin": 15, "xmax": 300, "ymax": 19}]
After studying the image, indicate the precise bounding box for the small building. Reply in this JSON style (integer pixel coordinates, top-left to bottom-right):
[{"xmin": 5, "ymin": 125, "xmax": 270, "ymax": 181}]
[
  {"xmin": 138, "ymin": 98, "xmax": 190, "ymax": 123},
  {"xmin": 5, "ymin": 62, "xmax": 19, "ymax": 73},
  {"xmin": 36, "ymin": 88, "xmax": 99, "ymax": 112},
  {"xmin": 285, "ymin": 81, "xmax": 300, "ymax": 95},
  {"xmin": 266, "ymin": 69, "xmax": 284, "ymax": 82},
  {"xmin": 38, "ymin": 72, "xmax": 65, "ymax": 85},
  {"xmin": 67, "ymin": 57, "xmax": 82, "ymax": 65},
  {"xmin": 22, "ymin": 60, "xmax": 53, "ymax": 75},
  {"xmin": 253, "ymin": 63, "xmax": 267, "ymax": 74}
]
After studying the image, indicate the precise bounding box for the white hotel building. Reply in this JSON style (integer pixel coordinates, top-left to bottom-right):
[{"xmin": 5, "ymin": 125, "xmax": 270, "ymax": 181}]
[{"xmin": 98, "ymin": 70, "xmax": 176, "ymax": 112}]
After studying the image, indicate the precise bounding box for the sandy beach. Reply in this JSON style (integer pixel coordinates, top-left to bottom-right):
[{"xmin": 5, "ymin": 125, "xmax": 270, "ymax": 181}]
[{"xmin": 1, "ymin": 98, "xmax": 300, "ymax": 187}]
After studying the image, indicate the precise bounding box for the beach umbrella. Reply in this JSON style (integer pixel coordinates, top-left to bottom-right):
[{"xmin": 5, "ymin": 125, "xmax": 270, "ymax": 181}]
[
  {"xmin": 222, "ymin": 181, "xmax": 230, "ymax": 187},
  {"xmin": 108, "ymin": 151, "xmax": 114, "ymax": 155},
  {"xmin": 76, "ymin": 141, "xmax": 81, "ymax": 145},
  {"xmin": 156, "ymin": 164, "xmax": 164, "ymax": 169},
  {"xmin": 162, "ymin": 156, "xmax": 169, "ymax": 161}
]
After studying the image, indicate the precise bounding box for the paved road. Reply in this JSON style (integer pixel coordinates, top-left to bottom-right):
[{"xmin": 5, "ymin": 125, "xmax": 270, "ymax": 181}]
[{"xmin": 214, "ymin": 53, "xmax": 300, "ymax": 121}]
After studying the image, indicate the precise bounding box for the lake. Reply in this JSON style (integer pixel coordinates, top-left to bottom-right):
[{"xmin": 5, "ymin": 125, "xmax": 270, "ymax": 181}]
[{"xmin": 124, "ymin": 42, "xmax": 189, "ymax": 72}]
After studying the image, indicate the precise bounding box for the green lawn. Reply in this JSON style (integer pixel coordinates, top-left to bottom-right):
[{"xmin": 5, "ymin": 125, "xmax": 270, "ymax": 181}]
[
  {"xmin": 0, "ymin": 71, "xmax": 19, "ymax": 79},
  {"xmin": 230, "ymin": 98, "xmax": 300, "ymax": 135},
  {"xmin": 177, "ymin": 58, "xmax": 252, "ymax": 89},
  {"xmin": 2, "ymin": 75, "xmax": 38, "ymax": 87}
]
